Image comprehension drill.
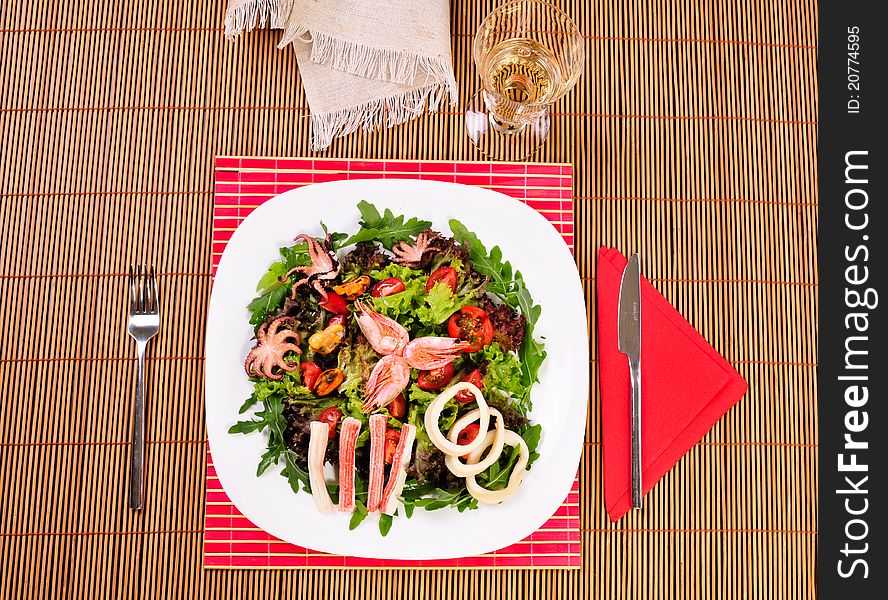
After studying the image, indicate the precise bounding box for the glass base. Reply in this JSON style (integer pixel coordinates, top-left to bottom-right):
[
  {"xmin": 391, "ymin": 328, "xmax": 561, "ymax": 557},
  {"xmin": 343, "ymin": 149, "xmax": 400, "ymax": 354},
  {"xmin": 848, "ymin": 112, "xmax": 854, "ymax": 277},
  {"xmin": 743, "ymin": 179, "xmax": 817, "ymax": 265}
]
[{"xmin": 464, "ymin": 91, "xmax": 550, "ymax": 161}]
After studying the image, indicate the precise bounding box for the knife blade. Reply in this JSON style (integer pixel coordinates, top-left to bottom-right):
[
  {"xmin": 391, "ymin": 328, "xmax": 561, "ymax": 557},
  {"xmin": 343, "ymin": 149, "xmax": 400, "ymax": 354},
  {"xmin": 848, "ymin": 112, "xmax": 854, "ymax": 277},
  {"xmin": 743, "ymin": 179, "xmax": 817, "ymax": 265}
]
[{"xmin": 618, "ymin": 253, "xmax": 643, "ymax": 509}]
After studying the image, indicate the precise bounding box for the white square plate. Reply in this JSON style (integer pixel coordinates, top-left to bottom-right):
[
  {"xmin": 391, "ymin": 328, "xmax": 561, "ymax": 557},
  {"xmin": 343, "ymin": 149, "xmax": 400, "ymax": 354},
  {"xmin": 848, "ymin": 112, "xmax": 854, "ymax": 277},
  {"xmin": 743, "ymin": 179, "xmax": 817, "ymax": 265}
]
[{"xmin": 205, "ymin": 179, "xmax": 588, "ymax": 559}]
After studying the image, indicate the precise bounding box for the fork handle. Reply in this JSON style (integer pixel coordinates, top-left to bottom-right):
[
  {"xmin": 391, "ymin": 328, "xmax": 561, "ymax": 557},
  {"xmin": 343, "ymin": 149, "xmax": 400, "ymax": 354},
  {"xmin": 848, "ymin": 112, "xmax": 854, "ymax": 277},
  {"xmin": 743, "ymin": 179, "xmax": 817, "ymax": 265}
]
[{"xmin": 129, "ymin": 341, "xmax": 147, "ymax": 510}]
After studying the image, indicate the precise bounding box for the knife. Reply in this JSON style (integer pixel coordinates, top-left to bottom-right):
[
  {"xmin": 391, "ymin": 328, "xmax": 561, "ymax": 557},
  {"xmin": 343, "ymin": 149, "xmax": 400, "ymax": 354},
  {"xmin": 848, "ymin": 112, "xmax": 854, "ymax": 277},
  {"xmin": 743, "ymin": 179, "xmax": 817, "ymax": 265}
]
[{"xmin": 618, "ymin": 253, "xmax": 643, "ymax": 509}]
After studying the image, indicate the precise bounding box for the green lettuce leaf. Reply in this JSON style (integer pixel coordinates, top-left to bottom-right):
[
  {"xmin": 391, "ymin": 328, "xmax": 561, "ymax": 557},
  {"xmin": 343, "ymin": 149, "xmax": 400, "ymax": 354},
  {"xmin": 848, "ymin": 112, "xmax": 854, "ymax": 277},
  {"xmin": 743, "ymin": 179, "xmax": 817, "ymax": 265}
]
[
  {"xmin": 405, "ymin": 383, "xmax": 457, "ymax": 451},
  {"xmin": 414, "ymin": 282, "xmax": 470, "ymax": 325},
  {"xmin": 479, "ymin": 342, "xmax": 530, "ymax": 412},
  {"xmin": 369, "ymin": 264, "xmax": 469, "ymax": 333}
]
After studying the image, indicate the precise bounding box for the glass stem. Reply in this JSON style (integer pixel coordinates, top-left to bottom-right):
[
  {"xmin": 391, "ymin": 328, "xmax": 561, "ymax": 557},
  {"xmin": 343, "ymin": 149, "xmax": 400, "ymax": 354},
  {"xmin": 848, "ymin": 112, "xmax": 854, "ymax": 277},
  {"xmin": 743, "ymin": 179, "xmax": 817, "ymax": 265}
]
[{"xmin": 488, "ymin": 112, "xmax": 527, "ymax": 135}]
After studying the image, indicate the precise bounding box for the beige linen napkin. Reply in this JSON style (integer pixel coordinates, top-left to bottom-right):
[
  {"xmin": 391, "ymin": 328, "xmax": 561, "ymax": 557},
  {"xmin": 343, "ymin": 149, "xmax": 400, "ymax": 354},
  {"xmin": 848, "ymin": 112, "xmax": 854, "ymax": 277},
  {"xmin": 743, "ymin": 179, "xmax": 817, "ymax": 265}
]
[{"xmin": 224, "ymin": 0, "xmax": 458, "ymax": 150}]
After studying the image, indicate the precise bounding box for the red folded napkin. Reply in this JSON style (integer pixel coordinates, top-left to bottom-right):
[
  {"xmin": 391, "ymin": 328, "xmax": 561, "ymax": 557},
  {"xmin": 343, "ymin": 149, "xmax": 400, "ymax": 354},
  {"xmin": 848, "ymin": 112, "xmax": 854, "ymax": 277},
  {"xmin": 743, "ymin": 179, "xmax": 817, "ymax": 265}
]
[{"xmin": 597, "ymin": 247, "xmax": 748, "ymax": 521}]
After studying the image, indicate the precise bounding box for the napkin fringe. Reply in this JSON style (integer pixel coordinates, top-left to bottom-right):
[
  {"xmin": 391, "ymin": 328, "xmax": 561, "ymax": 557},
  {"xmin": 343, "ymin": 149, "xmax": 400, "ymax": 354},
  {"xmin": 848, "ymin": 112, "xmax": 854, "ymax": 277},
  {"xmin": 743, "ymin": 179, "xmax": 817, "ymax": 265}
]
[
  {"xmin": 279, "ymin": 26, "xmax": 457, "ymax": 92},
  {"xmin": 224, "ymin": 0, "xmax": 291, "ymax": 40},
  {"xmin": 310, "ymin": 81, "xmax": 452, "ymax": 151},
  {"xmin": 307, "ymin": 30, "xmax": 455, "ymax": 89}
]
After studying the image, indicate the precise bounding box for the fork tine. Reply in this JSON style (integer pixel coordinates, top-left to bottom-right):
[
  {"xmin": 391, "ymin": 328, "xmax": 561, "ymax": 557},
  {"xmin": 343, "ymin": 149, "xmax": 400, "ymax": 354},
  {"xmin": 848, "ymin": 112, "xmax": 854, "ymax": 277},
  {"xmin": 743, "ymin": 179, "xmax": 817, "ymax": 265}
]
[
  {"xmin": 141, "ymin": 264, "xmax": 149, "ymax": 314},
  {"xmin": 150, "ymin": 266, "xmax": 158, "ymax": 313},
  {"xmin": 144, "ymin": 266, "xmax": 154, "ymax": 313},
  {"xmin": 137, "ymin": 264, "xmax": 144, "ymax": 313},
  {"xmin": 129, "ymin": 265, "xmax": 137, "ymax": 314}
]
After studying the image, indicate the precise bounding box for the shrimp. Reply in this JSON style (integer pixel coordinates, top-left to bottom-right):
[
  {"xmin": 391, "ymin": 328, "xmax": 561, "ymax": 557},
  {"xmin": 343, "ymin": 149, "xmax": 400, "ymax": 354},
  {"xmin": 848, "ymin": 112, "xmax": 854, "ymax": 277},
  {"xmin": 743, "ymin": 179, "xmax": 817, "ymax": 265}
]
[
  {"xmin": 403, "ymin": 337, "xmax": 474, "ymax": 370},
  {"xmin": 354, "ymin": 300, "xmax": 410, "ymax": 356}
]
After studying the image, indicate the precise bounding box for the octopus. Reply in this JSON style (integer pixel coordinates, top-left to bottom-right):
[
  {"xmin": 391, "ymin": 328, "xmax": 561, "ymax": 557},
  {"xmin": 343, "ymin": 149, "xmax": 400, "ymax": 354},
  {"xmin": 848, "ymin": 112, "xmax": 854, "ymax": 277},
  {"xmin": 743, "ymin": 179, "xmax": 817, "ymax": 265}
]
[
  {"xmin": 282, "ymin": 233, "xmax": 340, "ymax": 300},
  {"xmin": 391, "ymin": 231, "xmax": 440, "ymax": 268},
  {"xmin": 243, "ymin": 317, "xmax": 302, "ymax": 380},
  {"xmin": 354, "ymin": 300, "xmax": 472, "ymax": 412}
]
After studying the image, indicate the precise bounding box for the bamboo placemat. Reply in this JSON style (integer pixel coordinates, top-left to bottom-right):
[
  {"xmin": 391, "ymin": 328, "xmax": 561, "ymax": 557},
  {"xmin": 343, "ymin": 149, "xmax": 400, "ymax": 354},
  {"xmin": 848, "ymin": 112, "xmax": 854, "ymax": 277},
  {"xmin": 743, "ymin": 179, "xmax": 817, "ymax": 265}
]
[
  {"xmin": 0, "ymin": 0, "xmax": 818, "ymax": 598},
  {"xmin": 206, "ymin": 156, "xmax": 578, "ymax": 569}
]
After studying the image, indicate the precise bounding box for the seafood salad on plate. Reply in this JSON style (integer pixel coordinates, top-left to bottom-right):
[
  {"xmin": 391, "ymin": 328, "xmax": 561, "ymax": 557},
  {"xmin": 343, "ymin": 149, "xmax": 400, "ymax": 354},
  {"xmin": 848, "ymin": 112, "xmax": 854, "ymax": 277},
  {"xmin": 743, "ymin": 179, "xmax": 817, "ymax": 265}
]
[{"xmin": 230, "ymin": 201, "xmax": 547, "ymax": 535}]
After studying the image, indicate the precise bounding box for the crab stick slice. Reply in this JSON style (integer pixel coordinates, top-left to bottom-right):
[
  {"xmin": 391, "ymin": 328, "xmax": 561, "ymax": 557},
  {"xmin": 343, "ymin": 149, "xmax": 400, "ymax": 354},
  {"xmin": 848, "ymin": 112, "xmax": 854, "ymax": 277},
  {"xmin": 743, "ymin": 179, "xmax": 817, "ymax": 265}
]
[
  {"xmin": 366, "ymin": 414, "xmax": 387, "ymax": 512},
  {"xmin": 380, "ymin": 424, "xmax": 417, "ymax": 516},
  {"xmin": 308, "ymin": 421, "xmax": 334, "ymax": 513},
  {"xmin": 337, "ymin": 417, "xmax": 362, "ymax": 512}
]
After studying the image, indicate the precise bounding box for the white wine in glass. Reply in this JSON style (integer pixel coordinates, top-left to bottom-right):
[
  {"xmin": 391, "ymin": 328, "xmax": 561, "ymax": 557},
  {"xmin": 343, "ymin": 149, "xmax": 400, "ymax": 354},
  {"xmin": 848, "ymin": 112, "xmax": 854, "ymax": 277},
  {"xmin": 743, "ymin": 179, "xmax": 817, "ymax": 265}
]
[{"xmin": 466, "ymin": 1, "xmax": 584, "ymax": 160}]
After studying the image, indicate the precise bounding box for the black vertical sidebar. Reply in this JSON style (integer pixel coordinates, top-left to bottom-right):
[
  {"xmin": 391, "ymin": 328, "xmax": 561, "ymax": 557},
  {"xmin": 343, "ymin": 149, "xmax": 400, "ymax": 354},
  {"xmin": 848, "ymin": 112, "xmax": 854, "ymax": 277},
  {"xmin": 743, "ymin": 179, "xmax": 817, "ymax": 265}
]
[{"xmin": 817, "ymin": 0, "xmax": 885, "ymax": 597}]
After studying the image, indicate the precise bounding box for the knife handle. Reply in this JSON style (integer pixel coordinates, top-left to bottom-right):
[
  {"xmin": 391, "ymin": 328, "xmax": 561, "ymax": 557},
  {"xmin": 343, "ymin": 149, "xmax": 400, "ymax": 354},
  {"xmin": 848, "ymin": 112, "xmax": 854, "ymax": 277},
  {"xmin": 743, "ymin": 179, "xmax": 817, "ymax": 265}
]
[{"xmin": 630, "ymin": 358, "xmax": 643, "ymax": 509}]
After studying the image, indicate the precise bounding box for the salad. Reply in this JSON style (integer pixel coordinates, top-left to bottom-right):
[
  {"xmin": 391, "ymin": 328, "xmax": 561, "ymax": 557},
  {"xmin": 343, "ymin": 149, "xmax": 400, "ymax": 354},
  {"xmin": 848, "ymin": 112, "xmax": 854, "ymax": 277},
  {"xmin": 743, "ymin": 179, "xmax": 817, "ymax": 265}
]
[{"xmin": 230, "ymin": 201, "xmax": 546, "ymax": 535}]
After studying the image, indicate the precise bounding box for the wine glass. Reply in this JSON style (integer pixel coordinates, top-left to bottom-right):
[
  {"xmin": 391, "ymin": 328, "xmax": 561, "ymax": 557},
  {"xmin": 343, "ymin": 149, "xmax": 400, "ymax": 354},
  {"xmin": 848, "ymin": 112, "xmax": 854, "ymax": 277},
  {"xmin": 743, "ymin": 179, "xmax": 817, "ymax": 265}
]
[{"xmin": 465, "ymin": 0, "xmax": 585, "ymax": 160}]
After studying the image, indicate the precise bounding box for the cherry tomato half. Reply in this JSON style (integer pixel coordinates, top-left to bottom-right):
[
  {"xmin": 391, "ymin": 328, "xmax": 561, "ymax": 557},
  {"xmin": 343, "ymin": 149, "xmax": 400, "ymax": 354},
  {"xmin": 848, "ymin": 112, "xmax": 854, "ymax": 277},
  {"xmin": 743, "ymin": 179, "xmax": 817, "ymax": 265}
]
[
  {"xmin": 371, "ymin": 277, "xmax": 406, "ymax": 298},
  {"xmin": 319, "ymin": 291, "xmax": 349, "ymax": 314},
  {"xmin": 426, "ymin": 267, "xmax": 458, "ymax": 293},
  {"xmin": 326, "ymin": 314, "xmax": 348, "ymax": 328},
  {"xmin": 455, "ymin": 369, "xmax": 483, "ymax": 403},
  {"xmin": 318, "ymin": 406, "xmax": 342, "ymax": 439},
  {"xmin": 447, "ymin": 306, "xmax": 494, "ymax": 352},
  {"xmin": 384, "ymin": 429, "xmax": 401, "ymax": 464},
  {"xmin": 457, "ymin": 423, "xmax": 481, "ymax": 459},
  {"xmin": 388, "ymin": 393, "xmax": 407, "ymax": 419},
  {"xmin": 417, "ymin": 364, "xmax": 455, "ymax": 391},
  {"xmin": 300, "ymin": 362, "xmax": 322, "ymax": 390}
]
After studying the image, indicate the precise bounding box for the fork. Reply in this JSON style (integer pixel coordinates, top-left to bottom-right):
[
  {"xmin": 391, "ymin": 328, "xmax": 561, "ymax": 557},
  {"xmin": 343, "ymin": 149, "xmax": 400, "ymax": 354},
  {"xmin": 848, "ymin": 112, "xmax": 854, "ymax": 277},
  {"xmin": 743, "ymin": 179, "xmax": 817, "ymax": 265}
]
[{"xmin": 127, "ymin": 265, "xmax": 160, "ymax": 510}]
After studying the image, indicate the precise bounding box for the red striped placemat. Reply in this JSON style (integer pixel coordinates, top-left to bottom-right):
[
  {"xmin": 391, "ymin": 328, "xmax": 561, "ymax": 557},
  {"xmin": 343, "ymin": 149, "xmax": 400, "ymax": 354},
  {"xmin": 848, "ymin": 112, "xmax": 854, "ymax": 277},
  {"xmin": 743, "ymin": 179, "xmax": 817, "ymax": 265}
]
[{"xmin": 206, "ymin": 157, "xmax": 579, "ymax": 569}]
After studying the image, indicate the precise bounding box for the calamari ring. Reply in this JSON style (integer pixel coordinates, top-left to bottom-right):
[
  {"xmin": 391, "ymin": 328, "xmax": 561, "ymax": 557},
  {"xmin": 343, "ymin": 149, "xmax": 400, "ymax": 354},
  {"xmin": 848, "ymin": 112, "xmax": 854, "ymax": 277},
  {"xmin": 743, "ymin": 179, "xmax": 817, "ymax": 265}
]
[
  {"xmin": 465, "ymin": 430, "xmax": 530, "ymax": 505},
  {"xmin": 444, "ymin": 408, "xmax": 505, "ymax": 477},
  {"xmin": 424, "ymin": 382, "xmax": 489, "ymax": 457}
]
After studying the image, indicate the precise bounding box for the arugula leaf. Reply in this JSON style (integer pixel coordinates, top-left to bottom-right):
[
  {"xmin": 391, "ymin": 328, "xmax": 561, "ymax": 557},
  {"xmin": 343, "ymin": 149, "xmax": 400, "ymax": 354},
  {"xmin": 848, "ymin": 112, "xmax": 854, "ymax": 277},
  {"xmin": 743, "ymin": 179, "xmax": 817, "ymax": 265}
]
[
  {"xmin": 257, "ymin": 447, "xmax": 278, "ymax": 476},
  {"xmin": 378, "ymin": 513, "xmax": 394, "ymax": 536},
  {"xmin": 319, "ymin": 223, "xmax": 349, "ymax": 247},
  {"xmin": 281, "ymin": 451, "xmax": 310, "ymax": 493},
  {"xmin": 449, "ymin": 218, "xmax": 547, "ymax": 402},
  {"xmin": 247, "ymin": 285, "xmax": 288, "ymax": 327},
  {"xmin": 238, "ymin": 390, "xmax": 261, "ymax": 414},
  {"xmin": 349, "ymin": 500, "xmax": 369, "ymax": 530},
  {"xmin": 520, "ymin": 423, "xmax": 543, "ymax": 470},
  {"xmin": 354, "ymin": 472, "xmax": 368, "ymax": 502},
  {"xmin": 412, "ymin": 487, "xmax": 478, "ymax": 512},
  {"xmin": 399, "ymin": 479, "xmax": 478, "ymax": 516},
  {"xmin": 228, "ymin": 420, "xmax": 266, "ymax": 434},
  {"xmin": 449, "ymin": 221, "xmax": 514, "ymax": 299},
  {"xmin": 518, "ymin": 332, "xmax": 547, "ymax": 392},
  {"xmin": 345, "ymin": 200, "xmax": 432, "ymax": 249},
  {"xmin": 230, "ymin": 374, "xmax": 312, "ymax": 494},
  {"xmin": 478, "ymin": 446, "xmax": 521, "ymax": 490},
  {"xmin": 473, "ymin": 423, "xmax": 542, "ymax": 495}
]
